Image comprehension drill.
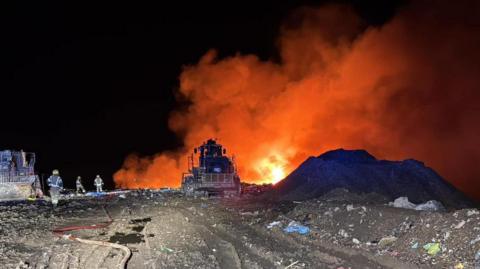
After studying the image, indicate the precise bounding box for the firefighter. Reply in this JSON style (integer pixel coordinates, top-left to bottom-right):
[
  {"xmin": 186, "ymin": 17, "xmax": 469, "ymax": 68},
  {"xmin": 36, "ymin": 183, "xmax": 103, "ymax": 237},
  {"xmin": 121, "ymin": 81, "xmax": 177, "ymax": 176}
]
[
  {"xmin": 94, "ymin": 175, "xmax": 104, "ymax": 192},
  {"xmin": 47, "ymin": 169, "xmax": 63, "ymax": 206},
  {"xmin": 76, "ymin": 176, "xmax": 86, "ymax": 194}
]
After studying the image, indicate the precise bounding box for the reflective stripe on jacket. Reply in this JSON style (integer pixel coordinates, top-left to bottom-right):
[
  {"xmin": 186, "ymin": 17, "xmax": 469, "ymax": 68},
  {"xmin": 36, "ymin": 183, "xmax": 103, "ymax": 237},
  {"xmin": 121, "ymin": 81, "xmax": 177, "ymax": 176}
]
[{"xmin": 47, "ymin": 175, "xmax": 63, "ymax": 188}]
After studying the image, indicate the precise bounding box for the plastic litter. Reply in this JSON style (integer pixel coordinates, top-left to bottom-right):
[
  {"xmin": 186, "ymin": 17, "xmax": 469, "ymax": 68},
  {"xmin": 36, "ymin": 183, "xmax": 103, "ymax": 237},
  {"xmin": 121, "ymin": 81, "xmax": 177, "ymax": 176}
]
[
  {"xmin": 390, "ymin": 197, "xmax": 416, "ymax": 209},
  {"xmin": 454, "ymin": 262, "xmax": 464, "ymax": 269},
  {"xmin": 85, "ymin": 192, "xmax": 106, "ymax": 197},
  {"xmin": 423, "ymin": 242, "xmax": 441, "ymax": 256},
  {"xmin": 475, "ymin": 250, "xmax": 480, "ymax": 269},
  {"xmin": 389, "ymin": 197, "xmax": 445, "ymax": 211},
  {"xmin": 454, "ymin": 220, "xmax": 466, "ymax": 229},
  {"xmin": 284, "ymin": 260, "xmax": 299, "ymax": 269},
  {"xmin": 470, "ymin": 235, "xmax": 480, "ymax": 245},
  {"xmin": 414, "ymin": 200, "xmax": 445, "ymax": 211},
  {"xmin": 378, "ymin": 236, "xmax": 397, "ymax": 247},
  {"xmin": 283, "ymin": 221, "xmax": 310, "ymax": 235},
  {"xmin": 160, "ymin": 246, "xmax": 174, "ymax": 253},
  {"xmin": 411, "ymin": 242, "xmax": 419, "ymax": 249},
  {"xmin": 467, "ymin": 209, "xmax": 479, "ymax": 216},
  {"xmin": 266, "ymin": 221, "xmax": 282, "ymax": 229}
]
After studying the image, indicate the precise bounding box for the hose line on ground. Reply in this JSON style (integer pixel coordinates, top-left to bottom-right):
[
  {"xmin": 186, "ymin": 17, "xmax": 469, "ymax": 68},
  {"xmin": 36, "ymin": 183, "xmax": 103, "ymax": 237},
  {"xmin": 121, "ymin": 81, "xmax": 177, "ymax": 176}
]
[{"xmin": 52, "ymin": 205, "xmax": 131, "ymax": 269}]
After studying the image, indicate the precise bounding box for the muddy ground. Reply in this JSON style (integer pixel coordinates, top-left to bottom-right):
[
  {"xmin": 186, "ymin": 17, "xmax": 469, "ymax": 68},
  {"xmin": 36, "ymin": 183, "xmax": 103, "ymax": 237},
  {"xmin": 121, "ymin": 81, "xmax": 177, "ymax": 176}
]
[{"xmin": 0, "ymin": 190, "xmax": 479, "ymax": 268}]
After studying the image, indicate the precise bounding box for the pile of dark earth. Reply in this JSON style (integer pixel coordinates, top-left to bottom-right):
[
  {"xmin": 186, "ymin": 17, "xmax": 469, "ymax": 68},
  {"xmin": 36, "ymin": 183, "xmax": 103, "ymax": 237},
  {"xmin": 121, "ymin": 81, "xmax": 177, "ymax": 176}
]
[{"xmin": 268, "ymin": 149, "xmax": 476, "ymax": 209}]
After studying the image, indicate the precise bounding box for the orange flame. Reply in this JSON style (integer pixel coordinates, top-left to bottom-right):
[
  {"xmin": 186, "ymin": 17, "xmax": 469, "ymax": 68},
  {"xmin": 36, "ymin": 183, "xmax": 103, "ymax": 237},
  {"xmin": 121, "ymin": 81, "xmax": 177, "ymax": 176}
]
[{"xmin": 114, "ymin": 2, "xmax": 480, "ymax": 200}]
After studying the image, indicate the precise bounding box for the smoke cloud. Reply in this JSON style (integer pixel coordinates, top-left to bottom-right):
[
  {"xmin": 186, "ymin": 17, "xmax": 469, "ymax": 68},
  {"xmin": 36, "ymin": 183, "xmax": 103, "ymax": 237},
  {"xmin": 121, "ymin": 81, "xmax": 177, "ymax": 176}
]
[{"xmin": 114, "ymin": 1, "xmax": 480, "ymax": 200}]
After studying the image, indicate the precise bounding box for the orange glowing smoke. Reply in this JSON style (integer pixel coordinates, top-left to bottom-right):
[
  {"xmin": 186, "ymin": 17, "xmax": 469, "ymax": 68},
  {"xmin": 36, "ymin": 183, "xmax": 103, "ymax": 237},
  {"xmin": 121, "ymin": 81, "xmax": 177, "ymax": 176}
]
[{"xmin": 115, "ymin": 1, "xmax": 480, "ymax": 200}]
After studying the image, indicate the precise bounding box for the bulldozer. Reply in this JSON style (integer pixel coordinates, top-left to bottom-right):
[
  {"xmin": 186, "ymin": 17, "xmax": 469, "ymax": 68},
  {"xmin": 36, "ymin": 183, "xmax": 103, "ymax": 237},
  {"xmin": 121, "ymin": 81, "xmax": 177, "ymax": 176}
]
[
  {"xmin": 181, "ymin": 139, "xmax": 241, "ymax": 196},
  {"xmin": 0, "ymin": 150, "xmax": 42, "ymax": 200}
]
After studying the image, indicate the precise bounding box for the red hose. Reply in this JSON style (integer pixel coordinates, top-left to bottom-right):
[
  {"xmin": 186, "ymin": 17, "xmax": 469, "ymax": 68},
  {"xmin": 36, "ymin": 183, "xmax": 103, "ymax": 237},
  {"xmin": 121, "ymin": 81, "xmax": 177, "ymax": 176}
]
[
  {"xmin": 52, "ymin": 205, "xmax": 113, "ymax": 236},
  {"xmin": 51, "ymin": 201, "xmax": 131, "ymax": 268}
]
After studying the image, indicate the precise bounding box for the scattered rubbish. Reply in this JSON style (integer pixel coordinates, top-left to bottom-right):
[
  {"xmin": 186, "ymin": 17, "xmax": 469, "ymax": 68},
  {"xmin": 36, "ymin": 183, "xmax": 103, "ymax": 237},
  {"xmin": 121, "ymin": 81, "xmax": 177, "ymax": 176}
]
[
  {"xmin": 454, "ymin": 220, "xmax": 466, "ymax": 229},
  {"xmin": 378, "ymin": 236, "xmax": 397, "ymax": 247},
  {"xmin": 283, "ymin": 221, "xmax": 310, "ymax": 235},
  {"xmin": 352, "ymin": 238, "xmax": 360, "ymax": 244},
  {"xmin": 389, "ymin": 251, "xmax": 399, "ymax": 257},
  {"xmin": 158, "ymin": 188, "xmax": 174, "ymax": 193},
  {"xmin": 475, "ymin": 250, "xmax": 480, "ymax": 268},
  {"xmin": 119, "ymin": 194, "xmax": 126, "ymax": 199},
  {"xmin": 338, "ymin": 229, "xmax": 349, "ymax": 238},
  {"xmin": 411, "ymin": 242, "xmax": 419, "ymax": 249},
  {"xmin": 160, "ymin": 246, "xmax": 174, "ymax": 254},
  {"xmin": 284, "ymin": 260, "xmax": 299, "ymax": 269},
  {"xmin": 467, "ymin": 209, "xmax": 479, "ymax": 217},
  {"xmin": 267, "ymin": 221, "xmax": 282, "ymax": 229},
  {"xmin": 454, "ymin": 262, "xmax": 464, "ymax": 269},
  {"xmin": 470, "ymin": 235, "xmax": 480, "ymax": 245},
  {"xmin": 423, "ymin": 242, "xmax": 441, "ymax": 256},
  {"xmin": 240, "ymin": 211, "xmax": 259, "ymax": 216},
  {"xmin": 390, "ymin": 197, "xmax": 445, "ymax": 211},
  {"xmin": 415, "ymin": 200, "xmax": 445, "ymax": 211},
  {"xmin": 390, "ymin": 197, "xmax": 416, "ymax": 209},
  {"xmin": 85, "ymin": 192, "xmax": 106, "ymax": 197},
  {"xmin": 445, "ymin": 231, "xmax": 451, "ymax": 240},
  {"xmin": 346, "ymin": 204, "xmax": 355, "ymax": 211},
  {"xmin": 200, "ymin": 203, "xmax": 208, "ymax": 208}
]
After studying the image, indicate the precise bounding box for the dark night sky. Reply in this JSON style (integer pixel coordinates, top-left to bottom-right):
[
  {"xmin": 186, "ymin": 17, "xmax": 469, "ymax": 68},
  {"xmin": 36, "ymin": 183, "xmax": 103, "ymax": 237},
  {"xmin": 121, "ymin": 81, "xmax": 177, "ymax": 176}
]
[{"xmin": 1, "ymin": 1, "xmax": 404, "ymax": 189}]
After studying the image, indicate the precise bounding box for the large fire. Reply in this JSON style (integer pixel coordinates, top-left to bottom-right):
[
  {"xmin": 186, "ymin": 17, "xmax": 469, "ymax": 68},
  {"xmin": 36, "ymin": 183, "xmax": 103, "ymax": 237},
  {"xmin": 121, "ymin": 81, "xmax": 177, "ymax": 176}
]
[
  {"xmin": 256, "ymin": 153, "xmax": 288, "ymax": 185},
  {"xmin": 115, "ymin": 1, "xmax": 480, "ymax": 200}
]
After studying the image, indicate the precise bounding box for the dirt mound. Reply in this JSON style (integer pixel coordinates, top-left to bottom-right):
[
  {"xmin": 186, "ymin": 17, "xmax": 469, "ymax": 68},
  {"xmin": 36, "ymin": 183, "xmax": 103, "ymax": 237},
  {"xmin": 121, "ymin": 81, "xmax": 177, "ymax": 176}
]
[{"xmin": 270, "ymin": 149, "xmax": 474, "ymax": 208}]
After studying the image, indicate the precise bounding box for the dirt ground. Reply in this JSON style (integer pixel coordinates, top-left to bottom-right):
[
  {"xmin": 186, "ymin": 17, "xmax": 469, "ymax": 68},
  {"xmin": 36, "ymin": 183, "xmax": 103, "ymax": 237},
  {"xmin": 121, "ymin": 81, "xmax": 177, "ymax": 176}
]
[{"xmin": 0, "ymin": 190, "xmax": 479, "ymax": 269}]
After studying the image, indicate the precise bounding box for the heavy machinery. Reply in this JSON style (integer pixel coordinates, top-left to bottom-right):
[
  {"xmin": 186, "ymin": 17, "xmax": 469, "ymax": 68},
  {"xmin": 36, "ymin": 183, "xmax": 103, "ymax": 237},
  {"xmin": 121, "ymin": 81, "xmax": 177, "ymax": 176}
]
[
  {"xmin": 0, "ymin": 150, "xmax": 42, "ymax": 200},
  {"xmin": 181, "ymin": 139, "xmax": 241, "ymax": 196}
]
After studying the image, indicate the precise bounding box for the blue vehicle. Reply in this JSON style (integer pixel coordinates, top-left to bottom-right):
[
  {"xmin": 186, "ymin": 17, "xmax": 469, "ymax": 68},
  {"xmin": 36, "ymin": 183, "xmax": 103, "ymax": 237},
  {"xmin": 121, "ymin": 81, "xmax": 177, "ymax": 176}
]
[{"xmin": 181, "ymin": 139, "xmax": 241, "ymax": 196}]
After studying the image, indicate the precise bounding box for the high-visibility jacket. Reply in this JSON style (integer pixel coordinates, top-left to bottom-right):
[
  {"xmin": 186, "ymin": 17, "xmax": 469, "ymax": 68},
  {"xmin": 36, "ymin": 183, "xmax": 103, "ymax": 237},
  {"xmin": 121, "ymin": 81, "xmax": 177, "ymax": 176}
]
[
  {"xmin": 94, "ymin": 177, "xmax": 103, "ymax": 186},
  {"xmin": 47, "ymin": 175, "xmax": 63, "ymax": 188}
]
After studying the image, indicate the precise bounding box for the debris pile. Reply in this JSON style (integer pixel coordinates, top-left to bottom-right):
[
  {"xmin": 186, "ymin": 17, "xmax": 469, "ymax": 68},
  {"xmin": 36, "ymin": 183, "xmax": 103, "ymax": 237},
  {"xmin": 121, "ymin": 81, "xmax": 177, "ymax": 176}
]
[{"xmin": 262, "ymin": 189, "xmax": 480, "ymax": 268}]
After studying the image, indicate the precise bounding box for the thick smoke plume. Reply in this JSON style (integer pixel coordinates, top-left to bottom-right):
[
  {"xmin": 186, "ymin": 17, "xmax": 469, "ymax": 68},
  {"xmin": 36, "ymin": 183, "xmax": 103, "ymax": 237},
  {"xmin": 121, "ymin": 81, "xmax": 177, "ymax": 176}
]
[{"xmin": 115, "ymin": 1, "xmax": 480, "ymax": 199}]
